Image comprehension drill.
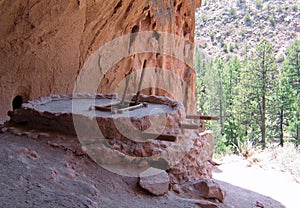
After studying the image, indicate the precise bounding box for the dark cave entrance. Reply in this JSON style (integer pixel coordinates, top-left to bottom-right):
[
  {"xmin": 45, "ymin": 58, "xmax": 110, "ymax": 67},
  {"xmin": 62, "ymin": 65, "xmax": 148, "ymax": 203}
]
[{"xmin": 12, "ymin": 95, "xmax": 23, "ymax": 110}]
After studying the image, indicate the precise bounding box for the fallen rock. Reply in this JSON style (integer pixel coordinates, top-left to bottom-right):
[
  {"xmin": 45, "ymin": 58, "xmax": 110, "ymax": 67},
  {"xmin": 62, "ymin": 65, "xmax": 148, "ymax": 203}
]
[
  {"xmin": 139, "ymin": 168, "xmax": 170, "ymax": 196},
  {"xmin": 180, "ymin": 179, "xmax": 226, "ymax": 203},
  {"xmin": 75, "ymin": 146, "xmax": 87, "ymax": 156},
  {"xmin": 196, "ymin": 200, "xmax": 220, "ymax": 208},
  {"xmin": 256, "ymin": 201, "xmax": 265, "ymax": 208},
  {"xmin": 194, "ymin": 179, "xmax": 226, "ymax": 202},
  {"xmin": 19, "ymin": 148, "xmax": 29, "ymax": 155},
  {"xmin": 29, "ymin": 150, "xmax": 39, "ymax": 159}
]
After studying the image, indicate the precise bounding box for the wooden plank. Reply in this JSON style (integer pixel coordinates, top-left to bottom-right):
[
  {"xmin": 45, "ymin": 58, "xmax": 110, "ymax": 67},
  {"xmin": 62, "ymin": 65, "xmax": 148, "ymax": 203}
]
[
  {"xmin": 141, "ymin": 132, "xmax": 180, "ymax": 142},
  {"xmin": 89, "ymin": 100, "xmax": 121, "ymax": 111},
  {"xmin": 186, "ymin": 114, "xmax": 220, "ymax": 121},
  {"xmin": 113, "ymin": 103, "xmax": 145, "ymax": 114},
  {"xmin": 121, "ymin": 73, "xmax": 131, "ymax": 105},
  {"xmin": 135, "ymin": 60, "xmax": 147, "ymax": 104},
  {"xmin": 180, "ymin": 123, "xmax": 200, "ymax": 129}
]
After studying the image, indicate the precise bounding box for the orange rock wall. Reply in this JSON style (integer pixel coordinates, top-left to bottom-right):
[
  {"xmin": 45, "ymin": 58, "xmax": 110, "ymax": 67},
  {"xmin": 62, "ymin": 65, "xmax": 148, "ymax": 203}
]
[{"xmin": 0, "ymin": 0, "xmax": 201, "ymax": 117}]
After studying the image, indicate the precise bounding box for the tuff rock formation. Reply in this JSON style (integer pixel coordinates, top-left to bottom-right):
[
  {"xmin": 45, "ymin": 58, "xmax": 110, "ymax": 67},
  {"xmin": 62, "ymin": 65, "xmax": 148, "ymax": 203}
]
[
  {"xmin": 0, "ymin": 0, "xmax": 201, "ymax": 118},
  {"xmin": 0, "ymin": 0, "xmax": 227, "ymax": 206}
]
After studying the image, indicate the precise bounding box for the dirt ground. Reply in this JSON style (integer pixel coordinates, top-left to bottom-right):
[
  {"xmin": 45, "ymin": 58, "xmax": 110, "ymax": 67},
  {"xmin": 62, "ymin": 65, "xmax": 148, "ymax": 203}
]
[
  {"xmin": 213, "ymin": 156, "xmax": 300, "ymax": 208},
  {"xmin": 0, "ymin": 131, "xmax": 202, "ymax": 208},
  {"xmin": 0, "ymin": 125, "xmax": 295, "ymax": 208}
]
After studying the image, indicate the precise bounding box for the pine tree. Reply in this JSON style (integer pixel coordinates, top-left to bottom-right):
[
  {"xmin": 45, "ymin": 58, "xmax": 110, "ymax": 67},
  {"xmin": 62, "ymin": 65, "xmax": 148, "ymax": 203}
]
[
  {"xmin": 271, "ymin": 67, "xmax": 290, "ymax": 146},
  {"xmin": 222, "ymin": 56, "xmax": 241, "ymax": 148},
  {"xmin": 194, "ymin": 50, "xmax": 226, "ymax": 139},
  {"xmin": 281, "ymin": 39, "xmax": 300, "ymax": 144},
  {"xmin": 194, "ymin": 48, "xmax": 208, "ymax": 110},
  {"xmin": 201, "ymin": 58, "xmax": 225, "ymax": 138},
  {"xmin": 238, "ymin": 40, "xmax": 277, "ymax": 148}
]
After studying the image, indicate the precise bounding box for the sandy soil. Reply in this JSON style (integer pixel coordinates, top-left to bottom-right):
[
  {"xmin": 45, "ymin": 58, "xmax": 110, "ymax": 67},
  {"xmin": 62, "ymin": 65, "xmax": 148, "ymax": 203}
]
[{"xmin": 213, "ymin": 157, "xmax": 300, "ymax": 208}]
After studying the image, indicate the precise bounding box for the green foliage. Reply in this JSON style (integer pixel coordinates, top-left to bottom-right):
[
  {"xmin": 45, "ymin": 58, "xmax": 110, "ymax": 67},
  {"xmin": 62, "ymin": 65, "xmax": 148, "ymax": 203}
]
[
  {"xmin": 242, "ymin": 40, "xmax": 277, "ymax": 148},
  {"xmin": 229, "ymin": 43, "xmax": 234, "ymax": 52},
  {"xmin": 244, "ymin": 13, "xmax": 252, "ymax": 26},
  {"xmin": 281, "ymin": 39, "xmax": 300, "ymax": 143},
  {"xmin": 195, "ymin": 39, "xmax": 300, "ymax": 153},
  {"xmin": 220, "ymin": 37, "xmax": 225, "ymax": 47},
  {"xmin": 255, "ymin": 0, "xmax": 263, "ymax": 9},
  {"xmin": 292, "ymin": 4, "xmax": 298, "ymax": 12},
  {"xmin": 210, "ymin": 32, "xmax": 215, "ymax": 41},
  {"xmin": 230, "ymin": 7, "xmax": 237, "ymax": 16},
  {"xmin": 214, "ymin": 136, "xmax": 234, "ymax": 156},
  {"xmin": 240, "ymin": 29, "xmax": 246, "ymax": 37},
  {"xmin": 202, "ymin": 14, "xmax": 208, "ymax": 24},
  {"xmin": 269, "ymin": 17, "xmax": 276, "ymax": 27},
  {"xmin": 223, "ymin": 44, "xmax": 228, "ymax": 53}
]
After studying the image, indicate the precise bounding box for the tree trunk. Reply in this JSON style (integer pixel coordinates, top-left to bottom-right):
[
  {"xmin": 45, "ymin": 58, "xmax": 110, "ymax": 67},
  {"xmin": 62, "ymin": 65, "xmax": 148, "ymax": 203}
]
[
  {"xmin": 219, "ymin": 98, "xmax": 224, "ymax": 135},
  {"xmin": 296, "ymin": 52, "xmax": 299, "ymax": 145},
  {"xmin": 296, "ymin": 126, "xmax": 299, "ymax": 146},
  {"xmin": 261, "ymin": 44, "xmax": 267, "ymax": 149},
  {"xmin": 261, "ymin": 95, "xmax": 266, "ymax": 149},
  {"xmin": 279, "ymin": 107, "xmax": 284, "ymax": 147}
]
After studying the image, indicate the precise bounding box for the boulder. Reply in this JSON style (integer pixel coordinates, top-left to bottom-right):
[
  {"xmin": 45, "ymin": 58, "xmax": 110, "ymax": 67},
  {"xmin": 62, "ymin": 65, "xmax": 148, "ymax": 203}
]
[
  {"xmin": 139, "ymin": 168, "xmax": 170, "ymax": 196},
  {"xmin": 194, "ymin": 179, "xmax": 226, "ymax": 202},
  {"xmin": 180, "ymin": 179, "xmax": 226, "ymax": 203}
]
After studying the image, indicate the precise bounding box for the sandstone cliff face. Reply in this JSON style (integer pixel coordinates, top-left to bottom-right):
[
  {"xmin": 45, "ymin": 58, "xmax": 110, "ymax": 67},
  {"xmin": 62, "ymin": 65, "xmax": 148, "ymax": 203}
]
[{"xmin": 0, "ymin": 0, "xmax": 201, "ymax": 117}]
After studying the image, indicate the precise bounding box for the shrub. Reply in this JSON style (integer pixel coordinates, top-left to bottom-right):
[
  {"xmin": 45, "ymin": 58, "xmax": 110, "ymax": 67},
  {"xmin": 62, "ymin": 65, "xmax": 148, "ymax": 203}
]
[
  {"xmin": 269, "ymin": 17, "xmax": 276, "ymax": 27},
  {"xmin": 202, "ymin": 14, "xmax": 208, "ymax": 24},
  {"xmin": 229, "ymin": 43, "xmax": 234, "ymax": 52},
  {"xmin": 214, "ymin": 136, "xmax": 234, "ymax": 156},
  {"xmin": 210, "ymin": 32, "xmax": 215, "ymax": 41},
  {"xmin": 230, "ymin": 7, "xmax": 237, "ymax": 16},
  {"xmin": 255, "ymin": 0, "xmax": 263, "ymax": 9},
  {"xmin": 223, "ymin": 44, "xmax": 228, "ymax": 53},
  {"xmin": 292, "ymin": 4, "xmax": 298, "ymax": 12},
  {"xmin": 244, "ymin": 13, "xmax": 252, "ymax": 26},
  {"xmin": 252, "ymin": 142, "xmax": 300, "ymax": 178}
]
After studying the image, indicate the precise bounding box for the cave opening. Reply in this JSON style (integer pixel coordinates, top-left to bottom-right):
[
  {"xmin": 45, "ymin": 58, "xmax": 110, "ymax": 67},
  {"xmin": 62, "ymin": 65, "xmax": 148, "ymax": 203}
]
[{"xmin": 12, "ymin": 95, "xmax": 23, "ymax": 110}]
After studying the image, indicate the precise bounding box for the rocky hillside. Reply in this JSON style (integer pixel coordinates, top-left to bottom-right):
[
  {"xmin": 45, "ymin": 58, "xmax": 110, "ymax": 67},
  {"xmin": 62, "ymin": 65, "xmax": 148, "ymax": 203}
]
[{"xmin": 195, "ymin": 0, "xmax": 300, "ymax": 59}]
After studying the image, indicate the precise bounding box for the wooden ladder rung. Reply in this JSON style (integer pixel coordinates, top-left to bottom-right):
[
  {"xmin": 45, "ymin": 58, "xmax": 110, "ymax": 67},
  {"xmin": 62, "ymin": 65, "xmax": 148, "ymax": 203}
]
[{"xmin": 186, "ymin": 114, "xmax": 220, "ymax": 121}]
